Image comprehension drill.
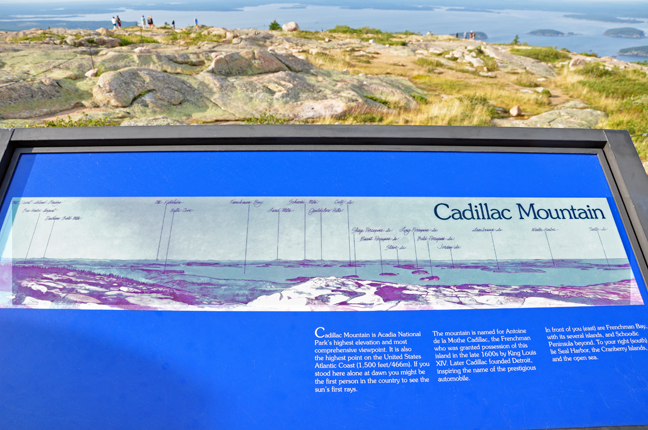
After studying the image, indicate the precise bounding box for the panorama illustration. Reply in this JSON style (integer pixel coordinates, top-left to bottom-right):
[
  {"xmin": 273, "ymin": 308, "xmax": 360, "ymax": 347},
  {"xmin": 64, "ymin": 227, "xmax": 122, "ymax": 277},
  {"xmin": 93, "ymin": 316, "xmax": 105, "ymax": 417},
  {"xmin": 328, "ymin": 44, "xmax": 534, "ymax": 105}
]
[{"xmin": 0, "ymin": 196, "xmax": 642, "ymax": 311}]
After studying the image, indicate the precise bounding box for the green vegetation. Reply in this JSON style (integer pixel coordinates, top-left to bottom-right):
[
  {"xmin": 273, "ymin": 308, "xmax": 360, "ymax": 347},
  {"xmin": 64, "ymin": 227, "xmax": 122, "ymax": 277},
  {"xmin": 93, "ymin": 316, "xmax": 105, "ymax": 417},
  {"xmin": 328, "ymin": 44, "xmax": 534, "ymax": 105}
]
[
  {"xmin": 577, "ymin": 63, "xmax": 648, "ymax": 98},
  {"xmin": 364, "ymin": 94, "xmax": 391, "ymax": 107},
  {"xmin": 345, "ymin": 112, "xmax": 384, "ymax": 123},
  {"xmin": 163, "ymin": 29, "xmax": 224, "ymax": 45},
  {"xmin": 580, "ymin": 52, "xmax": 598, "ymax": 57},
  {"xmin": 514, "ymin": 74, "xmax": 540, "ymax": 88},
  {"xmin": 327, "ymin": 25, "xmax": 384, "ymax": 35},
  {"xmin": 473, "ymin": 46, "xmax": 498, "ymax": 71},
  {"xmin": 511, "ymin": 35, "xmax": 520, "ymax": 45},
  {"xmin": 116, "ymin": 34, "xmax": 158, "ymax": 46},
  {"xmin": 410, "ymin": 94, "xmax": 428, "ymax": 104},
  {"xmin": 244, "ymin": 111, "xmax": 290, "ymax": 125},
  {"xmin": 16, "ymin": 32, "xmax": 65, "ymax": 42},
  {"xmin": 509, "ymin": 46, "xmax": 570, "ymax": 63},
  {"xmin": 557, "ymin": 62, "xmax": 648, "ymax": 157},
  {"xmin": 292, "ymin": 30, "xmax": 327, "ymax": 41},
  {"xmin": 326, "ymin": 25, "xmax": 407, "ymax": 46},
  {"xmin": 269, "ymin": 20, "xmax": 281, "ymax": 31},
  {"xmin": 40, "ymin": 114, "xmax": 119, "ymax": 127},
  {"xmin": 414, "ymin": 58, "xmax": 443, "ymax": 69}
]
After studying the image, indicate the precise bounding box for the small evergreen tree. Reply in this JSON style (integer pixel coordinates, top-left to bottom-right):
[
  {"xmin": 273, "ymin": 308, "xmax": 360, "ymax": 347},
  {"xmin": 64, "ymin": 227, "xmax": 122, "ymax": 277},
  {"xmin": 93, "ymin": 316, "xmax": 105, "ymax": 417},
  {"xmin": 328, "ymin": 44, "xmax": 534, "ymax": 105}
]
[
  {"xmin": 269, "ymin": 20, "xmax": 281, "ymax": 31},
  {"xmin": 511, "ymin": 34, "xmax": 520, "ymax": 45}
]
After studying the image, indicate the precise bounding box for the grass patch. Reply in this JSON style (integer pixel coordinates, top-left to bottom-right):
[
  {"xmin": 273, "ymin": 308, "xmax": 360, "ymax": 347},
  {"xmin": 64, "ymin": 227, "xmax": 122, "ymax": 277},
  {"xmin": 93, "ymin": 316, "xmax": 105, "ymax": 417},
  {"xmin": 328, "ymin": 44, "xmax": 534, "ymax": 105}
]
[
  {"xmin": 163, "ymin": 30, "xmax": 224, "ymax": 45},
  {"xmin": 326, "ymin": 25, "xmax": 407, "ymax": 46},
  {"xmin": 514, "ymin": 74, "xmax": 540, "ymax": 88},
  {"xmin": 307, "ymin": 51, "xmax": 350, "ymax": 70},
  {"xmin": 40, "ymin": 114, "xmax": 119, "ymax": 127},
  {"xmin": 16, "ymin": 32, "xmax": 65, "ymax": 42},
  {"xmin": 509, "ymin": 46, "xmax": 570, "ymax": 63},
  {"xmin": 411, "ymin": 94, "xmax": 428, "ymax": 104},
  {"xmin": 414, "ymin": 58, "xmax": 443, "ymax": 68},
  {"xmin": 554, "ymin": 65, "xmax": 648, "ymax": 159},
  {"xmin": 116, "ymin": 34, "xmax": 158, "ymax": 46},
  {"xmin": 244, "ymin": 111, "xmax": 290, "ymax": 125},
  {"xmin": 577, "ymin": 63, "xmax": 648, "ymax": 98},
  {"xmin": 364, "ymin": 94, "xmax": 391, "ymax": 106},
  {"xmin": 327, "ymin": 25, "xmax": 384, "ymax": 35},
  {"xmin": 345, "ymin": 113, "xmax": 384, "ymax": 123},
  {"xmin": 292, "ymin": 31, "xmax": 326, "ymax": 41},
  {"xmin": 473, "ymin": 47, "xmax": 498, "ymax": 71}
]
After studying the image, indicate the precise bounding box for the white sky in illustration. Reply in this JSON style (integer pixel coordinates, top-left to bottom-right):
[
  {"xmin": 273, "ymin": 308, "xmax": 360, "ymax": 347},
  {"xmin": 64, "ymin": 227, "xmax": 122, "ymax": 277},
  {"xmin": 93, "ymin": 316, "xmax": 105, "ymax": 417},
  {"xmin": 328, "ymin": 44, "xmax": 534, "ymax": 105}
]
[{"xmin": 0, "ymin": 197, "xmax": 630, "ymax": 262}]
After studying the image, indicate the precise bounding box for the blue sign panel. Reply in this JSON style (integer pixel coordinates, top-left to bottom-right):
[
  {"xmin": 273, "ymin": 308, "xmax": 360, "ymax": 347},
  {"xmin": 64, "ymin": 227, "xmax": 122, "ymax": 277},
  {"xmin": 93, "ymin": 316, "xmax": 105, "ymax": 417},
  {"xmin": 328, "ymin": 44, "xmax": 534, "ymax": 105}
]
[{"xmin": 0, "ymin": 151, "xmax": 646, "ymax": 429}]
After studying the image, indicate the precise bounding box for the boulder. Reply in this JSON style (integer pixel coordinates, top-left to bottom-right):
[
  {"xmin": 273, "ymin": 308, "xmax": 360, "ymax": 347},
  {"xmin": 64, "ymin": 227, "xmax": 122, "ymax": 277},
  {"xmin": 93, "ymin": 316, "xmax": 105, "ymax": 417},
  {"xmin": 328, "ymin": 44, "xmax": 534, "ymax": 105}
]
[
  {"xmin": 557, "ymin": 101, "xmax": 589, "ymax": 109},
  {"xmin": 120, "ymin": 116, "xmax": 186, "ymax": 126},
  {"xmin": 97, "ymin": 28, "xmax": 112, "ymax": 36},
  {"xmin": 510, "ymin": 105, "xmax": 522, "ymax": 117},
  {"xmin": 134, "ymin": 46, "xmax": 151, "ymax": 53},
  {"xmin": 93, "ymin": 67, "xmax": 193, "ymax": 107},
  {"xmin": 465, "ymin": 56, "xmax": 485, "ymax": 67},
  {"xmin": 95, "ymin": 37, "xmax": 120, "ymax": 48},
  {"xmin": 85, "ymin": 68, "xmax": 99, "ymax": 78},
  {"xmin": 205, "ymin": 50, "xmax": 289, "ymax": 76},
  {"xmin": 278, "ymin": 100, "xmax": 348, "ymax": 120},
  {"xmin": 494, "ymin": 108, "xmax": 607, "ymax": 129},
  {"xmin": 282, "ymin": 22, "xmax": 300, "ymax": 32},
  {"xmin": 569, "ymin": 58, "xmax": 587, "ymax": 68}
]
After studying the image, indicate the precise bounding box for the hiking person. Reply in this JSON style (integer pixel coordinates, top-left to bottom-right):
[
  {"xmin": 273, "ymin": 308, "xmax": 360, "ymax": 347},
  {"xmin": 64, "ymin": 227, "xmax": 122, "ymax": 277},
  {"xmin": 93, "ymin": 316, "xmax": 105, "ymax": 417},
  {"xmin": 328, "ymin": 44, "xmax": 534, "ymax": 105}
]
[
  {"xmin": 141, "ymin": 15, "xmax": 146, "ymax": 28},
  {"xmin": 148, "ymin": 15, "xmax": 154, "ymax": 28},
  {"xmin": 116, "ymin": 15, "xmax": 121, "ymax": 29},
  {"xmin": 194, "ymin": 17, "xmax": 198, "ymax": 27},
  {"xmin": 171, "ymin": 20, "xmax": 175, "ymax": 30},
  {"xmin": 111, "ymin": 17, "xmax": 117, "ymax": 29},
  {"xmin": 463, "ymin": 31, "xmax": 467, "ymax": 39}
]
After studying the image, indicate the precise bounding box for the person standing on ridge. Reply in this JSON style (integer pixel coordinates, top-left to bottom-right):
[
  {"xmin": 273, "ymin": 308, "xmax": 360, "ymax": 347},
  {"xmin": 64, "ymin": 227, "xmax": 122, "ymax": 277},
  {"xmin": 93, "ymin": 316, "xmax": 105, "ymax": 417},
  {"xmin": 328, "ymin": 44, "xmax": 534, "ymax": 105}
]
[
  {"xmin": 116, "ymin": 15, "xmax": 121, "ymax": 29},
  {"xmin": 141, "ymin": 15, "xmax": 146, "ymax": 28},
  {"xmin": 194, "ymin": 17, "xmax": 198, "ymax": 27},
  {"xmin": 111, "ymin": 17, "xmax": 117, "ymax": 29},
  {"xmin": 172, "ymin": 20, "xmax": 175, "ymax": 30}
]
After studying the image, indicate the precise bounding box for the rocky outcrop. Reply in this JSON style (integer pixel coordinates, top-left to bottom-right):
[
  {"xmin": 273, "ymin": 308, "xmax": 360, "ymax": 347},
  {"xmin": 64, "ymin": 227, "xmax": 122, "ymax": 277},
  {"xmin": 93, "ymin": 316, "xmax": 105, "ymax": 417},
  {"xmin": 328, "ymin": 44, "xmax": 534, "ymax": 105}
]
[
  {"xmin": 493, "ymin": 104, "xmax": 607, "ymax": 129},
  {"xmin": 482, "ymin": 45, "xmax": 556, "ymax": 77},
  {"xmin": 205, "ymin": 50, "xmax": 289, "ymax": 76},
  {"xmin": 0, "ymin": 77, "xmax": 85, "ymax": 119},
  {"xmin": 93, "ymin": 68, "xmax": 192, "ymax": 107}
]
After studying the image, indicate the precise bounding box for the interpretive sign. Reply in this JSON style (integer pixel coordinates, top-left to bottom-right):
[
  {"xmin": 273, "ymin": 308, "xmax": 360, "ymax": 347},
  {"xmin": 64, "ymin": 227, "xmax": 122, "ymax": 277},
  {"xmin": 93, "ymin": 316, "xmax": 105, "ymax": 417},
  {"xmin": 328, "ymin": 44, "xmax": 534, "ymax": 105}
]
[
  {"xmin": 2, "ymin": 197, "xmax": 641, "ymax": 311},
  {"xmin": 0, "ymin": 126, "xmax": 647, "ymax": 430}
]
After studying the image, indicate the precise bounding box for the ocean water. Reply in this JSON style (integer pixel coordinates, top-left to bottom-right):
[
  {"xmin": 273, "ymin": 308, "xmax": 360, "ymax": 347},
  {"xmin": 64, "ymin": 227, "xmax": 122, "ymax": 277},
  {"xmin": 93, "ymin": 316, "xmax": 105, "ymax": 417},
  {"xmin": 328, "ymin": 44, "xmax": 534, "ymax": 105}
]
[{"xmin": 3, "ymin": 5, "xmax": 648, "ymax": 60}]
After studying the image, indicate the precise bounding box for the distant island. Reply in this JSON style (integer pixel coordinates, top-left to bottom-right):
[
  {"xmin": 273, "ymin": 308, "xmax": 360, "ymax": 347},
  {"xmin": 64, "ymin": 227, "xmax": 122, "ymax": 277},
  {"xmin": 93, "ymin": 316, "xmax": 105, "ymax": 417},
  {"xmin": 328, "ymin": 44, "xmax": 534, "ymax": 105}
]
[
  {"xmin": 604, "ymin": 28, "xmax": 646, "ymax": 39},
  {"xmin": 618, "ymin": 46, "xmax": 648, "ymax": 57},
  {"xmin": 565, "ymin": 13, "xmax": 643, "ymax": 24},
  {"xmin": 528, "ymin": 29, "xmax": 575, "ymax": 37}
]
